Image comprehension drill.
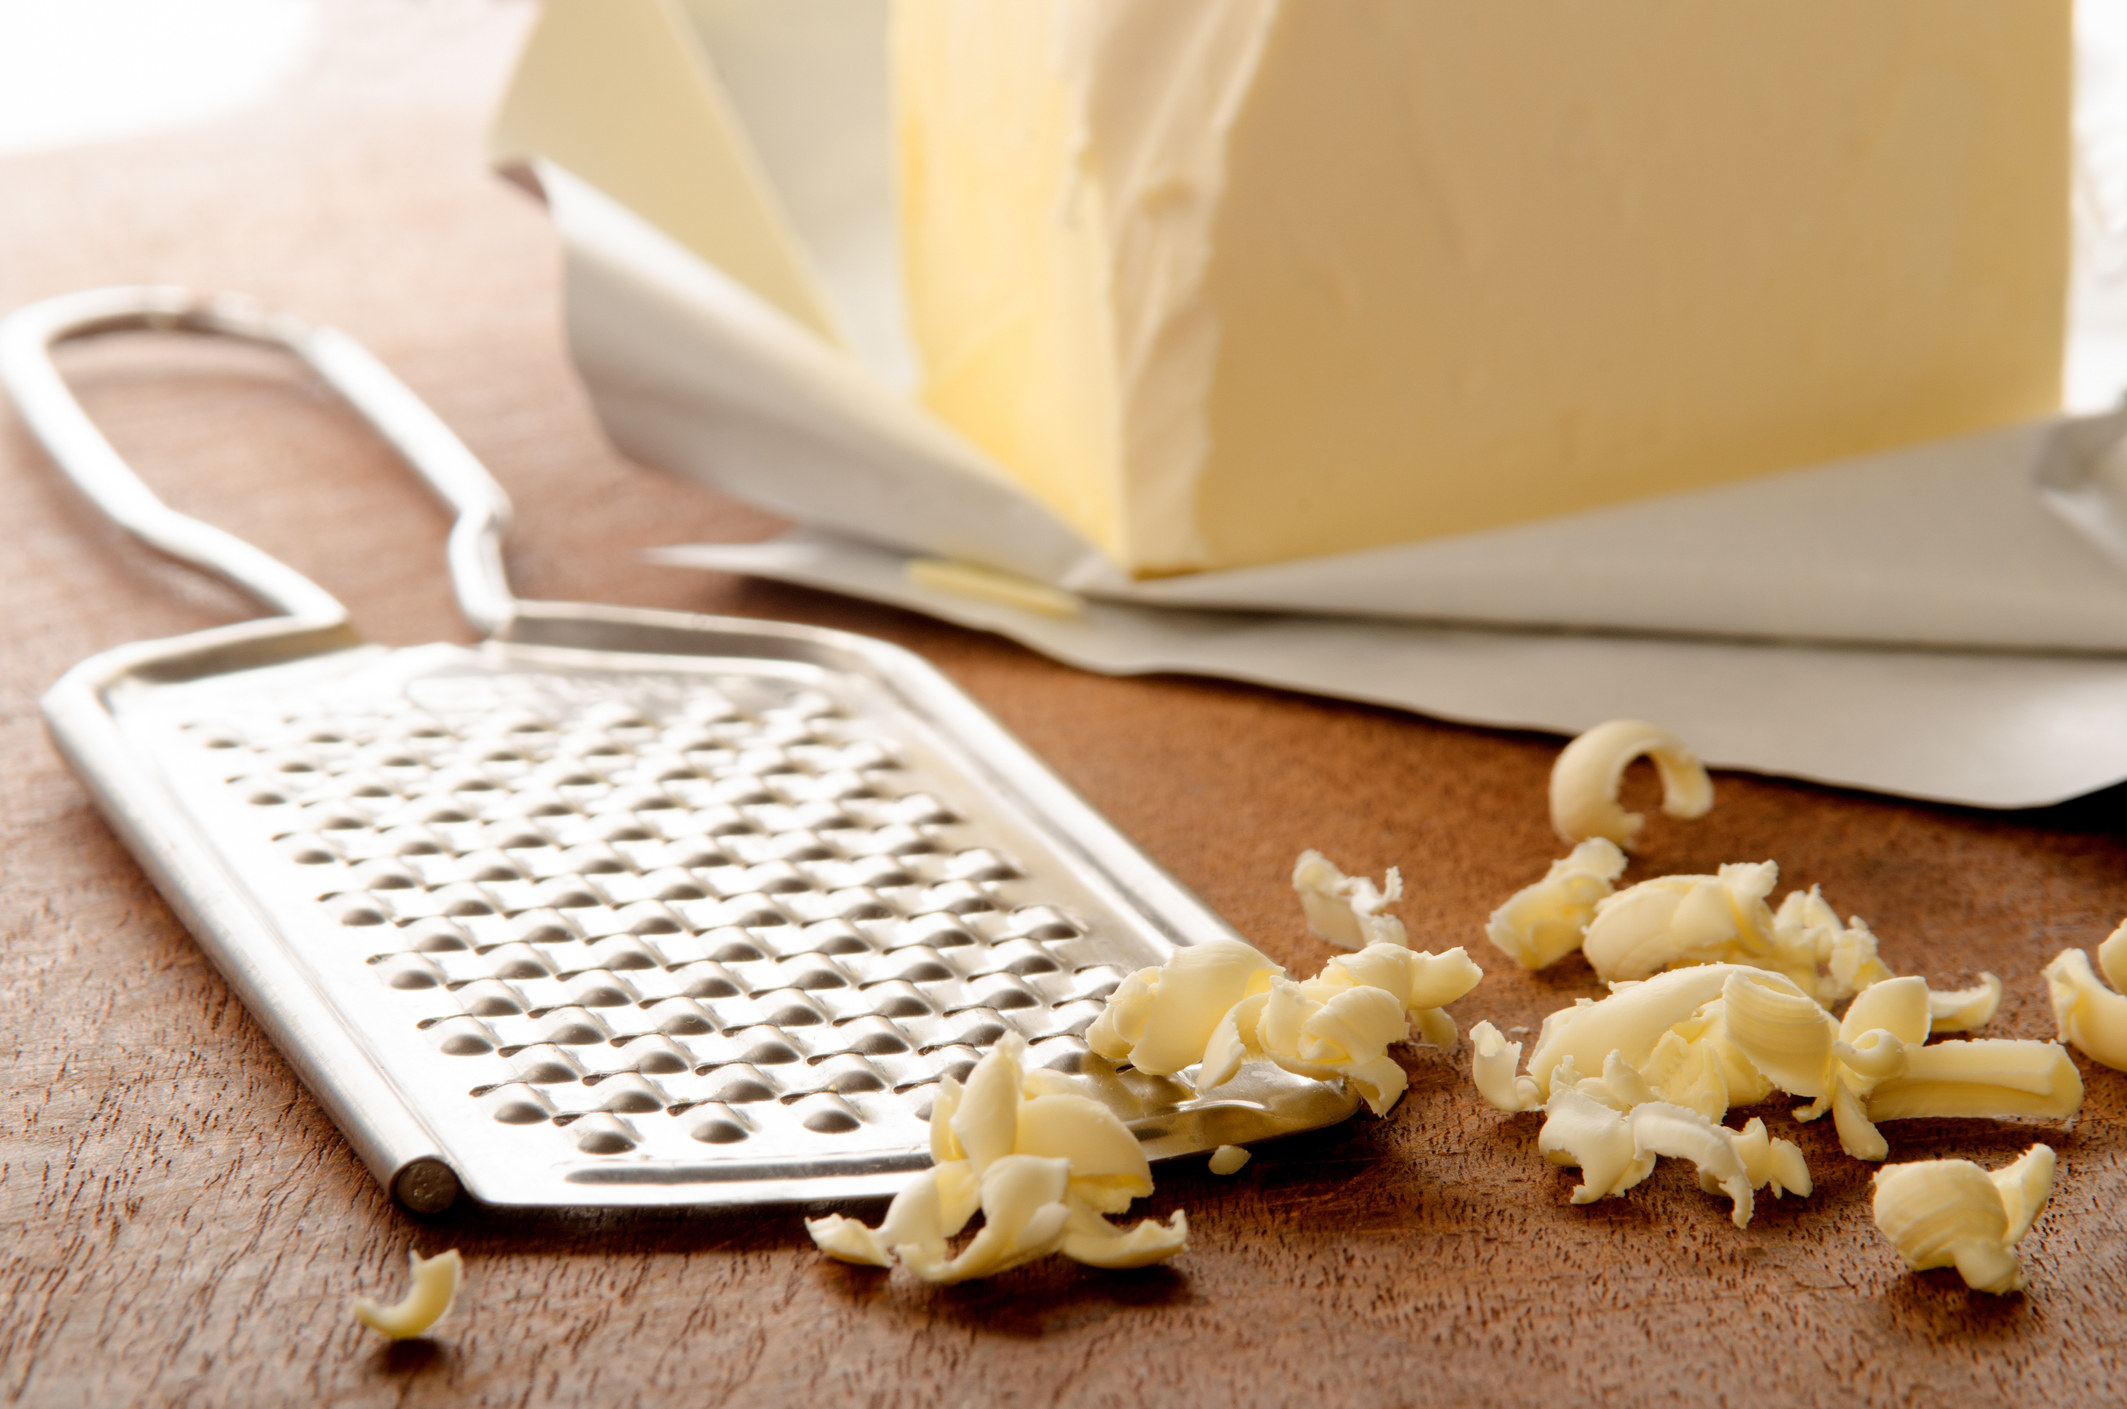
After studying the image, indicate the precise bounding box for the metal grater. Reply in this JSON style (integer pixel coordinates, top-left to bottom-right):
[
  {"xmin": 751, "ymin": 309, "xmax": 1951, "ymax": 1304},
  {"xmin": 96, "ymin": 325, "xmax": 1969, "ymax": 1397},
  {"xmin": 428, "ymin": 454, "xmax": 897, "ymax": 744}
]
[{"xmin": 4, "ymin": 288, "xmax": 1356, "ymax": 1213}]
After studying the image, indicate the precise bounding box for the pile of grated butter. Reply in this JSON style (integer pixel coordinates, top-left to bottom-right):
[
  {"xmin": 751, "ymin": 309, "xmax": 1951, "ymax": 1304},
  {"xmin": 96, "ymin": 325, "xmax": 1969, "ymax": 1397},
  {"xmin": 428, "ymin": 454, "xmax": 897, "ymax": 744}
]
[
  {"xmin": 802, "ymin": 718, "xmax": 2114, "ymax": 1294},
  {"xmin": 1464, "ymin": 720, "xmax": 2094, "ymax": 1291}
]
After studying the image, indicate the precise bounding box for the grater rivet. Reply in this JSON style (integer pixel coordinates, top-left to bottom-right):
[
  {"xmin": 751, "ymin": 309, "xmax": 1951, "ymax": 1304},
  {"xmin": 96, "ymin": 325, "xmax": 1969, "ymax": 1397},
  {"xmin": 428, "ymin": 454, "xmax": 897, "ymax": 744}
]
[{"xmin": 392, "ymin": 1159, "xmax": 460, "ymax": 1214}]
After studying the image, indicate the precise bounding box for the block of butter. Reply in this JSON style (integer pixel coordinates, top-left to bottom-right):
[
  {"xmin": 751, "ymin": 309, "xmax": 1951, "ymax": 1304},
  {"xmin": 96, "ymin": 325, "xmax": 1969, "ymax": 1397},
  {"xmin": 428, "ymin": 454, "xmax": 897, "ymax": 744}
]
[
  {"xmin": 893, "ymin": 0, "xmax": 2071, "ymax": 577},
  {"xmin": 487, "ymin": 0, "xmax": 2127, "ymax": 811}
]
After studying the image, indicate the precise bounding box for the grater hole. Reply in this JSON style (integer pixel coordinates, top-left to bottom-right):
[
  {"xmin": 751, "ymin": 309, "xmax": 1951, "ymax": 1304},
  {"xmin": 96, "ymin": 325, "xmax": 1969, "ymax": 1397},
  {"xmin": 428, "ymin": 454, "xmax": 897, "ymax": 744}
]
[
  {"xmin": 490, "ymin": 1097, "xmax": 550, "ymax": 1125},
  {"xmin": 803, "ymin": 1109, "xmax": 860, "ymax": 1134},
  {"xmin": 583, "ymin": 702, "xmax": 654, "ymax": 731},
  {"xmin": 489, "ymin": 948, "xmax": 553, "ymax": 980},
  {"xmin": 575, "ymin": 1127, "xmax": 635, "ymax": 1155},
  {"xmin": 871, "ymin": 992, "xmax": 932, "ymax": 1019},
  {"xmin": 597, "ymin": 945, "xmax": 659, "ymax": 974},
  {"xmin": 811, "ymin": 933, "xmax": 869, "ymax": 957},
  {"xmin": 513, "ymin": 916, "xmax": 577, "ymax": 945},
  {"xmin": 767, "ymin": 1005, "xmax": 824, "ymax": 1028},
  {"xmin": 1038, "ymin": 1046, "xmax": 1087, "ymax": 1074},
  {"xmin": 668, "ymin": 842, "xmax": 726, "ymax": 869},
  {"xmin": 331, "ymin": 898, "xmax": 387, "ymax": 927},
  {"xmin": 743, "ymin": 1040, "xmax": 801, "ymax": 1065},
  {"xmin": 631, "ymin": 1046, "xmax": 690, "ymax": 1075},
  {"xmin": 439, "ymin": 1031, "xmax": 494, "ymax": 1056},
  {"xmin": 460, "ymin": 983, "xmax": 525, "ymax": 1016},
  {"xmin": 952, "ymin": 1021, "xmax": 1007, "ymax": 1048},
  {"xmin": 678, "ymin": 974, "xmax": 738, "ymax": 1002},
  {"xmin": 352, "ymin": 862, "xmax": 415, "ymax": 890},
  {"xmin": 950, "ymin": 852, "xmax": 1022, "ymax": 883},
  {"xmin": 846, "ymin": 1032, "xmax": 910, "ymax": 1056},
  {"xmin": 826, "ymin": 1069, "xmax": 884, "ymax": 1095},
  {"xmin": 710, "ymin": 941, "xmax": 764, "ymax": 964},
  {"xmin": 715, "ymin": 1078, "xmax": 774, "ymax": 1104},
  {"xmin": 1004, "ymin": 954, "xmax": 1060, "ymax": 976},
  {"xmin": 692, "ymin": 1118, "xmax": 748, "ymax": 1144},
  {"xmin": 277, "ymin": 835, "xmax": 336, "ymax": 865}
]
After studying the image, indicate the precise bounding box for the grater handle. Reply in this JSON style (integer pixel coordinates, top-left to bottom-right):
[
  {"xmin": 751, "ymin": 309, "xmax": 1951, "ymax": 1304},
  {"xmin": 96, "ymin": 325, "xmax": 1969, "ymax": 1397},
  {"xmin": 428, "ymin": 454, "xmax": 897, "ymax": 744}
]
[{"xmin": 0, "ymin": 286, "xmax": 519, "ymax": 634}]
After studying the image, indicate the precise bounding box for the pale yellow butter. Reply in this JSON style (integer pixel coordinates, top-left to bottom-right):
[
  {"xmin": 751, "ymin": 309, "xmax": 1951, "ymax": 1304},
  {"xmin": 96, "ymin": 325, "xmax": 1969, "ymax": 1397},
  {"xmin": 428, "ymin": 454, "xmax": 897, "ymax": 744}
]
[
  {"xmin": 805, "ymin": 1033, "xmax": 1189, "ymax": 1280},
  {"xmin": 1872, "ymin": 1146, "xmax": 2056, "ymax": 1294},
  {"xmin": 353, "ymin": 1249, "xmax": 461, "ymax": 1341},
  {"xmin": 893, "ymin": 0, "xmax": 2069, "ymax": 576}
]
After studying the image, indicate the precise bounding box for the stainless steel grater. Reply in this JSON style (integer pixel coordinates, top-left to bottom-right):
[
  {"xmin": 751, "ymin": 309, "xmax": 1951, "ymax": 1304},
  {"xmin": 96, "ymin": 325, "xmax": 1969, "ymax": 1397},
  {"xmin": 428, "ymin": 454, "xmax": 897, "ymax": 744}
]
[{"xmin": 4, "ymin": 287, "xmax": 1355, "ymax": 1213}]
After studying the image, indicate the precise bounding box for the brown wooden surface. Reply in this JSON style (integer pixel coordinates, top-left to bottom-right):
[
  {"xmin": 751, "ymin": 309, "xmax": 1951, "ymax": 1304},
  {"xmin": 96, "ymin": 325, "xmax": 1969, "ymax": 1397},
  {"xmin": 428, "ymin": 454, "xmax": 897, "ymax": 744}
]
[{"xmin": 4, "ymin": 5, "xmax": 2126, "ymax": 1405}]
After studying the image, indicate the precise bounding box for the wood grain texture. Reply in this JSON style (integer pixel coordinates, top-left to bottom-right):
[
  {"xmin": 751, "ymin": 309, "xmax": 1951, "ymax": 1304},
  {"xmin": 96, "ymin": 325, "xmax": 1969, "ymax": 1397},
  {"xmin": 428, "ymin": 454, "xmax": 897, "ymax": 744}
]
[{"xmin": 3, "ymin": 5, "xmax": 2125, "ymax": 1404}]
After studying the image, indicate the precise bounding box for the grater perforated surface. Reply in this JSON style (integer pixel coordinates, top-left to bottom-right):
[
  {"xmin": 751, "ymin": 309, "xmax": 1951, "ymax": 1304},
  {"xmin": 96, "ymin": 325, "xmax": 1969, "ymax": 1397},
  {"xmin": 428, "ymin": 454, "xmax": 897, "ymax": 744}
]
[{"xmin": 119, "ymin": 641, "xmax": 1208, "ymax": 1196}]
